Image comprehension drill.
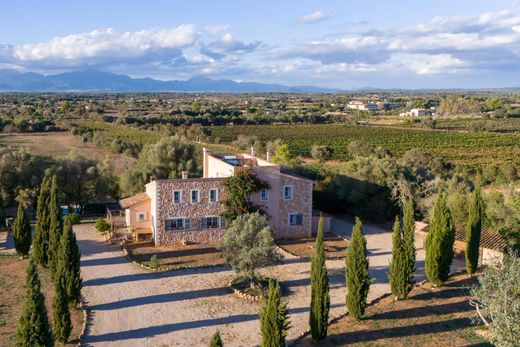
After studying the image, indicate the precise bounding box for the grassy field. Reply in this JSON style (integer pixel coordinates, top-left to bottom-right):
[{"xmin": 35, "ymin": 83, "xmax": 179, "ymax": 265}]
[
  {"xmin": 0, "ymin": 132, "xmax": 136, "ymax": 175},
  {"xmin": 0, "ymin": 255, "xmax": 84, "ymax": 346},
  {"xmin": 209, "ymin": 124, "xmax": 520, "ymax": 166},
  {"xmin": 295, "ymin": 272, "xmax": 490, "ymax": 346}
]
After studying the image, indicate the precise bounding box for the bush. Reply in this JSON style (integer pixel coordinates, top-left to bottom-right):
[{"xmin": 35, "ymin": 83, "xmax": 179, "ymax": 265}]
[
  {"xmin": 471, "ymin": 254, "xmax": 520, "ymax": 346},
  {"xmin": 65, "ymin": 213, "xmax": 81, "ymax": 225},
  {"xmin": 149, "ymin": 255, "xmax": 161, "ymax": 269},
  {"xmin": 95, "ymin": 219, "xmax": 111, "ymax": 234}
]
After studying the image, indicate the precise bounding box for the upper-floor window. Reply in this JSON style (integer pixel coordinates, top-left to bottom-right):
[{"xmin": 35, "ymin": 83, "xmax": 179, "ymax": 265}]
[
  {"xmin": 209, "ymin": 188, "xmax": 218, "ymax": 203},
  {"xmin": 283, "ymin": 185, "xmax": 293, "ymax": 200},
  {"xmin": 260, "ymin": 188, "xmax": 269, "ymax": 201},
  {"xmin": 191, "ymin": 189, "xmax": 200, "ymax": 203},
  {"xmin": 137, "ymin": 212, "xmax": 146, "ymax": 221},
  {"xmin": 288, "ymin": 213, "xmax": 303, "ymax": 226},
  {"xmin": 173, "ymin": 190, "xmax": 182, "ymax": 204},
  {"xmin": 166, "ymin": 217, "xmax": 191, "ymax": 231}
]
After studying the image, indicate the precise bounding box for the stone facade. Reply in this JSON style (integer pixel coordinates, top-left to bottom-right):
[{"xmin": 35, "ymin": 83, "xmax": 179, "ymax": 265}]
[{"xmin": 153, "ymin": 178, "xmax": 227, "ymax": 245}]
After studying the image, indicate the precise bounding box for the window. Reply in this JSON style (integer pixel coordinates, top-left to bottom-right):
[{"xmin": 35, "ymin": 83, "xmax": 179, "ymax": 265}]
[
  {"xmin": 137, "ymin": 212, "xmax": 146, "ymax": 221},
  {"xmin": 202, "ymin": 216, "xmax": 223, "ymax": 229},
  {"xmin": 165, "ymin": 218, "xmax": 191, "ymax": 231},
  {"xmin": 260, "ymin": 188, "xmax": 269, "ymax": 201},
  {"xmin": 191, "ymin": 189, "xmax": 200, "ymax": 203},
  {"xmin": 283, "ymin": 185, "xmax": 293, "ymax": 200},
  {"xmin": 173, "ymin": 190, "xmax": 182, "ymax": 204},
  {"xmin": 209, "ymin": 188, "xmax": 218, "ymax": 203},
  {"xmin": 288, "ymin": 213, "xmax": 303, "ymax": 226}
]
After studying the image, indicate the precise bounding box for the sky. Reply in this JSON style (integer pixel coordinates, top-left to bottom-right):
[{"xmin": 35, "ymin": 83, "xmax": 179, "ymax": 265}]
[{"xmin": 1, "ymin": 0, "xmax": 520, "ymax": 89}]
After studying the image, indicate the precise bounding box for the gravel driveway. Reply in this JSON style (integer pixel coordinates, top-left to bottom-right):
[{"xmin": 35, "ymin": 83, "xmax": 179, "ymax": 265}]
[{"xmin": 77, "ymin": 217, "xmax": 464, "ymax": 347}]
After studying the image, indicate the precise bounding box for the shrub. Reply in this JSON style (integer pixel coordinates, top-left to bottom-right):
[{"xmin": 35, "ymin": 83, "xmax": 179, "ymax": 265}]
[
  {"xmin": 95, "ymin": 219, "xmax": 111, "ymax": 234},
  {"xmin": 149, "ymin": 255, "xmax": 161, "ymax": 269},
  {"xmin": 471, "ymin": 254, "xmax": 520, "ymax": 346},
  {"xmin": 65, "ymin": 213, "xmax": 81, "ymax": 225}
]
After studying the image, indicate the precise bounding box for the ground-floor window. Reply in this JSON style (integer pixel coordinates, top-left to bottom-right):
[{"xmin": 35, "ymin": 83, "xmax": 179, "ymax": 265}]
[
  {"xmin": 165, "ymin": 218, "xmax": 191, "ymax": 231},
  {"xmin": 202, "ymin": 216, "xmax": 225, "ymax": 229},
  {"xmin": 288, "ymin": 213, "xmax": 303, "ymax": 226}
]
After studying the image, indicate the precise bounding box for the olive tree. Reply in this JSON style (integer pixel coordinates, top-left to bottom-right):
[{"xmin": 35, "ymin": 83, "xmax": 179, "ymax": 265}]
[{"xmin": 219, "ymin": 212, "xmax": 281, "ymax": 286}]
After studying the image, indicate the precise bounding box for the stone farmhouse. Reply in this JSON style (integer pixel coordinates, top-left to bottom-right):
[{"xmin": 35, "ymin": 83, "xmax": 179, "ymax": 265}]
[{"xmin": 118, "ymin": 148, "xmax": 318, "ymax": 246}]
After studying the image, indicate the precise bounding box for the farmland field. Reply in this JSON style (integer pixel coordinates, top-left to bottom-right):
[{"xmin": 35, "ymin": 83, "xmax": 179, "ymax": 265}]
[
  {"xmin": 0, "ymin": 131, "xmax": 136, "ymax": 175},
  {"xmin": 209, "ymin": 124, "xmax": 520, "ymax": 166}
]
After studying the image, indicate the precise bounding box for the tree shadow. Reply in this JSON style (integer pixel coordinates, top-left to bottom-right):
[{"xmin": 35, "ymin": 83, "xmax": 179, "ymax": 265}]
[
  {"xmin": 82, "ymin": 265, "xmax": 231, "ymax": 287},
  {"xmin": 370, "ymin": 300, "xmax": 473, "ymax": 320},
  {"xmin": 328, "ymin": 317, "xmax": 474, "ymax": 344}
]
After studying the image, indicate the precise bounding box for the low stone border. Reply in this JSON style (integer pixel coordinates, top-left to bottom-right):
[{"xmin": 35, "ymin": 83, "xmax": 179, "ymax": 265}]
[
  {"xmin": 76, "ymin": 297, "xmax": 89, "ymax": 346},
  {"xmin": 228, "ymin": 279, "xmax": 263, "ymax": 301},
  {"xmin": 120, "ymin": 241, "xmax": 228, "ymax": 272},
  {"xmin": 276, "ymin": 243, "xmax": 346, "ymax": 261}
]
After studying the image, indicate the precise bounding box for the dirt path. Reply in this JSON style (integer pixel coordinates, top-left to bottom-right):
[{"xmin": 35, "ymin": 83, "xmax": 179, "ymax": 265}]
[{"xmin": 77, "ymin": 218, "xmax": 464, "ymax": 347}]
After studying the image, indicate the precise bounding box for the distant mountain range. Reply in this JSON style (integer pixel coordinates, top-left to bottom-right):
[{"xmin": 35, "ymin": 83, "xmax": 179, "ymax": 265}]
[{"xmin": 0, "ymin": 69, "xmax": 335, "ymax": 93}]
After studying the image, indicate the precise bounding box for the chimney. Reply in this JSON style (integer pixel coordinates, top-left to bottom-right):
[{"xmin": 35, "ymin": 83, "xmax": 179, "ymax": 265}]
[
  {"xmin": 181, "ymin": 171, "xmax": 188, "ymax": 180},
  {"xmin": 250, "ymin": 146, "xmax": 255, "ymax": 157},
  {"xmin": 202, "ymin": 147, "xmax": 211, "ymax": 178},
  {"xmin": 266, "ymin": 152, "xmax": 271, "ymax": 162}
]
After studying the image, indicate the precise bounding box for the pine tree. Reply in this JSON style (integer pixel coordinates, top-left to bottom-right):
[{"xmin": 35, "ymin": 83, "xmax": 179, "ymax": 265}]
[
  {"xmin": 466, "ymin": 187, "xmax": 483, "ymax": 275},
  {"xmin": 259, "ymin": 280, "xmax": 290, "ymax": 347},
  {"xmin": 402, "ymin": 198, "xmax": 416, "ymax": 296},
  {"xmin": 52, "ymin": 272, "xmax": 72, "ymax": 343},
  {"xmin": 345, "ymin": 217, "xmax": 370, "ymax": 319},
  {"xmin": 425, "ymin": 192, "xmax": 455, "ymax": 286},
  {"xmin": 59, "ymin": 219, "xmax": 82, "ymax": 306},
  {"xmin": 389, "ymin": 216, "xmax": 408, "ymax": 299},
  {"xmin": 12, "ymin": 203, "xmax": 32, "ymax": 256},
  {"xmin": 16, "ymin": 259, "xmax": 53, "ymax": 347},
  {"xmin": 209, "ymin": 331, "xmax": 224, "ymax": 347},
  {"xmin": 48, "ymin": 175, "xmax": 62, "ymax": 277},
  {"xmin": 309, "ymin": 215, "xmax": 329, "ymax": 340},
  {"xmin": 33, "ymin": 177, "xmax": 51, "ymax": 266}
]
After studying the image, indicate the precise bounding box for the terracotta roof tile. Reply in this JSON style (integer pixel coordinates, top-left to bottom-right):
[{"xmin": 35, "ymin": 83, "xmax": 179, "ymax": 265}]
[
  {"xmin": 120, "ymin": 192, "xmax": 150, "ymax": 209},
  {"xmin": 425, "ymin": 224, "xmax": 508, "ymax": 252}
]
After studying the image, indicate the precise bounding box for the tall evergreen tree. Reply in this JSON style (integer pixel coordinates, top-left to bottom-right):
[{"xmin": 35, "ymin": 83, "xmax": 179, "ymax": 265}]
[
  {"xmin": 209, "ymin": 331, "xmax": 224, "ymax": 347},
  {"xmin": 466, "ymin": 187, "xmax": 483, "ymax": 275},
  {"xmin": 425, "ymin": 192, "xmax": 455, "ymax": 286},
  {"xmin": 12, "ymin": 203, "xmax": 32, "ymax": 256},
  {"xmin": 52, "ymin": 274, "xmax": 72, "ymax": 343},
  {"xmin": 0, "ymin": 193, "xmax": 5, "ymax": 228},
  {"xmin": 16, "ymin": 259, "xmax": 53, "ymax": 347},
  {"xmin": 402, "ymin": 199, "xmax": 416, "ymax": 296},
  {"xmin": 59, "ymin": 219, "xmax": 82, "ymax": 306},
  {"xmin": 309, "ymin": 215, "xmax": 329, "ymax": 340},
  {"xmin": 33, "ymin": 177, "xmax": 51, "ymax": 266},
  {"xmin": 259, "ymin": 280, "xmax": 290, "ymax": 347},
  {"xmin": 389, "ymin": 216, "xmax": 408, "ymax": 299},
  {"xmin": 48, "ymin": 175, "xmax": 62, "ymax": 277},
  {"xmin": 345, "ymin": 217, "xmax": 370, "ymax": 319}
]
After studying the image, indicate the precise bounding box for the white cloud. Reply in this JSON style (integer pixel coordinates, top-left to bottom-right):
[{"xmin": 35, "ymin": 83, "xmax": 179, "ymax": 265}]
[
  {"xmin": 204, "ymin": 25, "xmax": 230, "ymax": 36},
  {"xmin": 12, "ymin": 26, "xmax": 199, "ymax": 66},
  {"xmin": 296, "ymin": 11, "xmax": 334, "ymax": 25}
]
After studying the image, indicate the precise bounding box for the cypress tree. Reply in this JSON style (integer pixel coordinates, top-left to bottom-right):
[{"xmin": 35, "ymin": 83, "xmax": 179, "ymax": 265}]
[
  {"xmin": 12, "ymin": 203, "xmax": 32, "ymax": 256},
  {"xmin": 52, "ymin": 274, "xmax": 72, "ymax": 343},
  {"xmin": 16, "ymin": 259, "xmax": 53, "ymax": 347},
  {"xmin": 425, "ymin": 192, "xmax": 455, "ymax": 286},
  {"xmin": 209, "ymin": 331, "xmax": 223, "ymax": 347},
  {"xmin": 60, "ymin": 219, "xmax": 82, "ymax": 306},
  {"xmin": 259, "ymin": 280, "xmax": 290, "ymax": 347},
  {"xmin": 309, "ymin": 215, "xmax": 329, "ymax": 340},
  {"xmin": 466, "ymin": 188, "xmax": 483, "ymax": 275},
  {"xmin": 345, "ymin": 217, "xmax": 370, "ymax": 319},
  {"xmin": 0, "ymin": 193, "xmax": 5, "ymax": 228},
  {"xmin": 389, "ymin": 216, "xmax": 408, "ymax": 299},
  {"xmin": 48, "ymin": 175, "xmax": 62, "ymax": 277},
  {"xmin": 33, "ymin": 177, "xmax": 51, "ymax": 266},
  {"xmin": 402, "ymin": 198, "xmax": 416, "ymax": 296}
]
